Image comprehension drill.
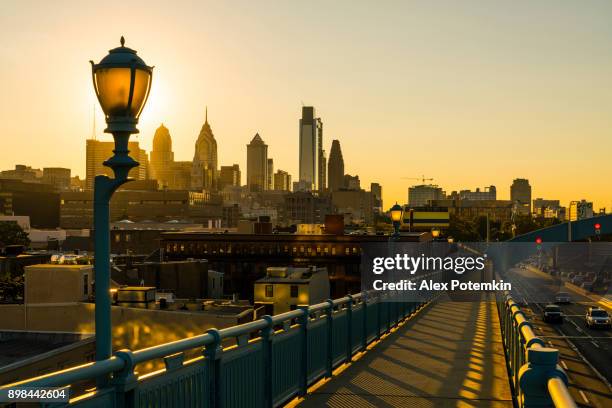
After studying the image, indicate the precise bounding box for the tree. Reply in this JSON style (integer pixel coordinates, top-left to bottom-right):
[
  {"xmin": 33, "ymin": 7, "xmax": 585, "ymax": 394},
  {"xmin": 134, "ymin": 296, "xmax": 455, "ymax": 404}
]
[{"xmin": 0, "ymin": 222, "xmax": 30, "ymax": 248}]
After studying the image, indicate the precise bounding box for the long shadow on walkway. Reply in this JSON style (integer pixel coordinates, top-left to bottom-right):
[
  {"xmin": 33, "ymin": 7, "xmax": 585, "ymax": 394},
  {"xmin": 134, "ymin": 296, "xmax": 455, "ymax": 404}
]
[{"xmin": 299, "ymin": 295, "xmax": 513, "ymax": 408}]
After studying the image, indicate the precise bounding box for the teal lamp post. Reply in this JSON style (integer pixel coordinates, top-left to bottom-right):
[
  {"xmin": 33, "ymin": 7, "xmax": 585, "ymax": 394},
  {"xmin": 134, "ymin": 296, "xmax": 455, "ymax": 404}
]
[
  {"xmin": 390, "ymin": 203, "xmax": 403, "ymax": 239},
  {"xmin": 90, "ymin": 37, "xmax": 153, "ymax": 365}
]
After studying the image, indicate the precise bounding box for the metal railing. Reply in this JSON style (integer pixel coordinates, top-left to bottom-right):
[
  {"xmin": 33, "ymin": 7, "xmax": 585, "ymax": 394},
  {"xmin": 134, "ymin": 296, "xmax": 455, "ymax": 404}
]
[
  {"xmin": 1, "ymin": 292, "xmax": 433, "ymax": 407},
  {"xmin": 497, "ymin": 293, "xmax": 577, "ymax": 408}
]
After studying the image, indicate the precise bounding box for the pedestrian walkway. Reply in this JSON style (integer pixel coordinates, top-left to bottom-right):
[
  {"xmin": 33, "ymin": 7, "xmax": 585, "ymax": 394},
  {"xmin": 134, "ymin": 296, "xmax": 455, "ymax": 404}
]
[{"xmin": 298, "ymin": 296, "xmax": 513, "ymax": 407}]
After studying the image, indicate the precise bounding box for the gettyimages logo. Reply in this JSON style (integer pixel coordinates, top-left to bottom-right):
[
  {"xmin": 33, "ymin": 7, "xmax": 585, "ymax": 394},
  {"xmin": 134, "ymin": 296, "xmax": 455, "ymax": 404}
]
[{"xmin": 372, "ymin": 253, "xmax": 487, "ymax": 275}]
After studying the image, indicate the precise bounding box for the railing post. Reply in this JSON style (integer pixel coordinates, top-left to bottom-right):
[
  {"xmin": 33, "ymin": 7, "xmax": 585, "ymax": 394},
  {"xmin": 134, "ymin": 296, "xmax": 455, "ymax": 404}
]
[
  {"xmin": 519, "ymin": 347, "xmax": 568, "ymax": 408},
  {"xmin": 204, "ymin": 328, "xmax": 223, "ymax": 408},
  {"xmin": 346, "ymin": 295, "xmax": 353, "ymax": 362},
  {"xmin": 362, "ymin": 294, "xmax": 368, "ymax": 350},
  {"xmin": 111, "ymin": 349, "xmax": 137, "ymax": 408},
  {"xmin": 262, "ymin": 315, "xmax": 274, "ymax": 408},
  {"xmin": 298, "ymin": 307, "xmax": 309, "ymax": 397},
  {"xmin": 325, "ymin": 299, "xmax": 334, "ymax": 377}
]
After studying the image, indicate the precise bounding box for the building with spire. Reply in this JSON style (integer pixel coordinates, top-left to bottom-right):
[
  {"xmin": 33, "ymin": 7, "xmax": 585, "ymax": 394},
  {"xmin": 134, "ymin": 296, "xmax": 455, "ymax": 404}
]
[
  {"xmin": 149, "ymin": 124, "xmax": 192, "ymax": 190},
  {"xmin": 191, "ymin": 108, "xmax": 218, "ymax": 191},
  {"xmin": 247, "ymin": 133, "xmax": 268, "ymax": 192},
  {"xmin": 327, "ymin": 139, "xmax": 344, "ymax": 191}
]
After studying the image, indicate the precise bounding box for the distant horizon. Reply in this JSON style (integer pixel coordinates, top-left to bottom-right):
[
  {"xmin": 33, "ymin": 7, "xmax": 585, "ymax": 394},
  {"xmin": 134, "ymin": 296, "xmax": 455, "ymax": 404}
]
[{"xmin": 1, "ymin": 0, "xmax": 611, "ymax": 210}]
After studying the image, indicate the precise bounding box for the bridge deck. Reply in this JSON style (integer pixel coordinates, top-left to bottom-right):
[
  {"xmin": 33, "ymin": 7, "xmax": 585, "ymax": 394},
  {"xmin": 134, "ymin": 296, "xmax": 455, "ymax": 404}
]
[{"xmin": 298, "ymin": 296, "xmax": 513, "ymax": 407}]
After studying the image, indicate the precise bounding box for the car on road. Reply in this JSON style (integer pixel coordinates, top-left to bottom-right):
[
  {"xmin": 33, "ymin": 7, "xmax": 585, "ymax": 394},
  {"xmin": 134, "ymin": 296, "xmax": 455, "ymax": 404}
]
[
  {"xmin": 554, "ymin": 292, "xmax": 571, "ymax": 304},
  {"xmin": 543, "ymin": 304, "xmax": 563, "ymax": 323},
  {"xmin": 585, "ymin": 307, "xmax": 611, "ymax": 329}
]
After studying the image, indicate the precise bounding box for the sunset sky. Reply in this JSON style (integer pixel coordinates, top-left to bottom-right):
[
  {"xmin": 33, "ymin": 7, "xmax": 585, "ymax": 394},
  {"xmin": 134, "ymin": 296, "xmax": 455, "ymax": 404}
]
[{"xmin": 1, "ymin": 0, "xmax": 611, "ymax": 210}]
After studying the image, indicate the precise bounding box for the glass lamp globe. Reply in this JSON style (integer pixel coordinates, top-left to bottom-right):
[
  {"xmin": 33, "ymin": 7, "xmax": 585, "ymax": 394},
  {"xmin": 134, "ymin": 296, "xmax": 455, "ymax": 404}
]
[{"xmin": 91, "ymin": 36, "xmax": 153, "ymax": 120}]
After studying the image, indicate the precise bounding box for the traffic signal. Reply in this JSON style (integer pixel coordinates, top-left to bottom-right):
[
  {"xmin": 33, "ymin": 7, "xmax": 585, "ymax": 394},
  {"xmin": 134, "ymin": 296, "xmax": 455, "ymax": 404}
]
[
  {"xmin": 535, "ymin": 237, "xmax": 543, "ymax": 244},
  {"xmin": 595, "ymin": 223, "xmax": 601, "ymax": 236}
]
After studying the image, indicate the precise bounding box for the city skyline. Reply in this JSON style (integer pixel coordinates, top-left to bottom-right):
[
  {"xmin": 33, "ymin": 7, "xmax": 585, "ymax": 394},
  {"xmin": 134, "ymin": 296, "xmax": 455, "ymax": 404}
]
[{"xmin": 1, "ymin": 1, "xmax": 612, "ymax": 209}]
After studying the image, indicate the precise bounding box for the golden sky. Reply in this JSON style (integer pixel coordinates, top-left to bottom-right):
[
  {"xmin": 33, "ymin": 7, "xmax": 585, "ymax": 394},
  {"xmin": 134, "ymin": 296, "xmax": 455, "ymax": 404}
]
[{"xmin": 1, "ymin": 0, "xmax": 611, "ymax": 210}]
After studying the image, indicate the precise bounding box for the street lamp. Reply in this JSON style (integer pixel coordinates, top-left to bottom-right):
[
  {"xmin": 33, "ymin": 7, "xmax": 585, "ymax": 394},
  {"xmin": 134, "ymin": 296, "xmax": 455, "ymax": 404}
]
[
  {"xmin": 431, "ymin": 228, "xmax": 441, "ymax": 239},
  {"xmin": 390, "ymin": 203, "xmax": 403, "ymax": 239},
  {"xmin": 90, "ymin": 37, "xmax": 153, "ymax": 366}
]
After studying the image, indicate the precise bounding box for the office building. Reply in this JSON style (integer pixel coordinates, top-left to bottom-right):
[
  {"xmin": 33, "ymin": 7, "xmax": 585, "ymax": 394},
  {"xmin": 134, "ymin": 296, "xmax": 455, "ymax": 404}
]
[
  {"xmin": 191, "ymin": 110, "xmax": 218, "ymax": 191},
  {"xmin": 246, "ymin": 133, "xmax": 268, "ymax": 192},
  {"xmin": 148, "ymin": 124, "xmax": 193, "ymax": 190},
  {"xmin": 298, "ymin": 106, "xmax": 324, "ymax": 191},
  {"xmin": 219, "ymin": 164, "xmax": 241, "ymax": 190},
  {"xmin": 510, "ymin": 178, "xmax": 531, "ymax": 215},
  {"xmin": 274, "ymin": 170, "xmax": 292, "ymax": 191},
  {"xmin": 569, "ymin": 200, "xmax": 594, "ymax": 221},
  {"xmin": 0, "ymin": 165, "xmax": 41, "ymax": 181},
  {"xmin": 41, "ymin": 168, "xmax": 71, "ymax": 191},
  {"xmin": 343, "ymin": 174, "xmax": 360, "ymax": 191},
  {"xmin": 532, "ymin": 198, "xmax": 565, "ymax": 219},
  {"xmin": 267, "ymin": 159, "xmax": 274, "ymax": 190},
  {"xmin": 408, "ymin": 184, "xmax": 445, "ymax": 207},
  {"xmin": 86, "ymin": 139, "xmax": 148, "ymax": 190},
  {"xmin": 331, "ymin": 189, "xmax": 378, "ymax": 225},
  {"xmin": 0, "ymin": 179, "xmax": 60, "ymax": 228},
  {"xmin": 429, "ymin": 199, "xmax": 514, "ymax": 224},
  {"xmin": 448, "ymin": 186, "xmax": 496, "ymax": 201},
  {"xmin": 284, "ymin": 191, "xmax": 332, "ymax": 225},
  {"xmin": 60, "ymin": 190, "xmax": 222, "ymax": 229},
  {"xmin": 370, "ymin": 183, "xmax": 382, "ymax": 211},
  {"xmin": 327, "ymin": 140, "xmax": 344, "ymax": 191}
]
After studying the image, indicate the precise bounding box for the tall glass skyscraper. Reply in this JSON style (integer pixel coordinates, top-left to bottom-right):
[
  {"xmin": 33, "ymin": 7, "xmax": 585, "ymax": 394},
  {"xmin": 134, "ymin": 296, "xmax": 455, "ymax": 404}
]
[{"xmin": 299, "ymin": 106, "xmax": 324, "ymax": 191}]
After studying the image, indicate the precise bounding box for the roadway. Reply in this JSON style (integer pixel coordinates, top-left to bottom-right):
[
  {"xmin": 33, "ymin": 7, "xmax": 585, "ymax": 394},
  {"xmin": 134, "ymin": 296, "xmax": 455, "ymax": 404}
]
[{"xmin": 507, "ymin": 266, "xmax": 612, "ymax": 408}]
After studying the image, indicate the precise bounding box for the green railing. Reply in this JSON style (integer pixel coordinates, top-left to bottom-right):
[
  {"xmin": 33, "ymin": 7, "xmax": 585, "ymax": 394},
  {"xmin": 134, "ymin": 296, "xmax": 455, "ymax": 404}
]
[
  {"xmin": 497, "ymin": 293, "xmax": 577, "ymax": 408},
  {"xmin": 1, "ymin": 292, "xmax": 432, "ymax": 407}
]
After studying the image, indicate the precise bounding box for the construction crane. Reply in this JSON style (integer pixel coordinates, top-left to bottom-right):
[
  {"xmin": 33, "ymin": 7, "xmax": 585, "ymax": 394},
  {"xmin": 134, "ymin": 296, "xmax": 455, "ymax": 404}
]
[{"xmin": 401, "ymin": 175, "xmax": 434, "ymax": 184}]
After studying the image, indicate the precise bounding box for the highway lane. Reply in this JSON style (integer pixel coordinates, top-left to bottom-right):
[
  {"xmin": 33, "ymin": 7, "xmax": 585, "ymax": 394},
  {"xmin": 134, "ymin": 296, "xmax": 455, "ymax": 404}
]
[{"xmin": 506, "ymin": 267, "xmax": 612, "ymax": 407}]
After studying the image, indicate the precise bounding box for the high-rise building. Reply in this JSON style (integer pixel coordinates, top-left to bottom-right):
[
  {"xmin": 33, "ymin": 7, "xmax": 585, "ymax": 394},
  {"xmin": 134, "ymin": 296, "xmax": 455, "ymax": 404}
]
[
  {"xmin": 86, "ymin": 139, "xmax": 148, "ymax": 190},
  {"xmin": 267, "ymin": 159, "xmax": 274, "ymax": 190},
  {"xmin": 299, "ymin": 106, "xmax": 323, "ymax": 191},
  {"xmin": 150, "ymin": 124, "xmax": 174, "ymax": 186},
  {"xmin": 247, "ymin": 133, "xmax": 268, "ymax": 192},
  {"xmin": 191, "ymin": 109, "xmax": 218, "ymax": 191},
  {"xmin": 274, "ymin": 170, "xmax": 292, "ymax": 191},
  {"xmin": 148, "ymin": 124, "xmax": 192, "ymax": 190},
  {"xmin": 408, "ymin": 184, "xmax": 445, "ymax": 207},
  {"xmin": 370, "ymin": 182, "xmax": 382, "ymax": 211},
  {"xmin": 219, "ymin": 164, "xmax": 241, "ymax": 189},
  {"xmin": 327, "ymin": 140, "xmax": 344, "ymax": 191},
  {"xmin": 510, "ymin": 178, "xmax": 531, "ymax": 215}
]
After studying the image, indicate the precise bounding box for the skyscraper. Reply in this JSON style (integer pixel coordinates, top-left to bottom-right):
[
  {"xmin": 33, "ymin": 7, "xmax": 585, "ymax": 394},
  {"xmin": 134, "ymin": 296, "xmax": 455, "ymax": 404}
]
[
  {"xmin": 274, "ymin": 170, "xmax": 291, "ymax": 191},
  {"xmin": 267, "ymin": 158, "xmax": 274, "ymax": 190},
  {"xmin": 86, "ymin": 139, "xmax": 148, "ymax": 190},
  {"xmin": 191, "ymin": 108, "xmax": 218, "ymax": 191},
  {"xmin": 149, "ymin": 124, "xmax": 192, "ymax": 190},
  {"xmin": 510, "ymin": 178, "xmax": 531, "ymax": 215},
  {"xmin": 150, "ymin": 124, "xmax": 174, "ymax": 183},
  {"xmin": 299, "ymin": 106, "xmax": 323, "ymax": 191},
  {"xmin": 247, "ymin": 133, "xmax": 268, "ymax": 192},
  {"xmin": 327, "ymin": 139, "xmax": 344, "ymax": 191},
  {"xmin": 219, "ymin": 164, "xmax": 241, "ymax": 189}
]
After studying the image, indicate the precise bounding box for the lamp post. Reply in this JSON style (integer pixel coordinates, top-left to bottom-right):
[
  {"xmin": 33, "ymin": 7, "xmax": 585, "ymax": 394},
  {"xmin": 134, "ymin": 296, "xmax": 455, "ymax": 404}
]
[
  {"xmin": 90, "ymin": 37, "xmax": 153, "ymax": 367},
  {"xmin": 390, "ymin": 203, "xmax": 403, "ymax": 240}
]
